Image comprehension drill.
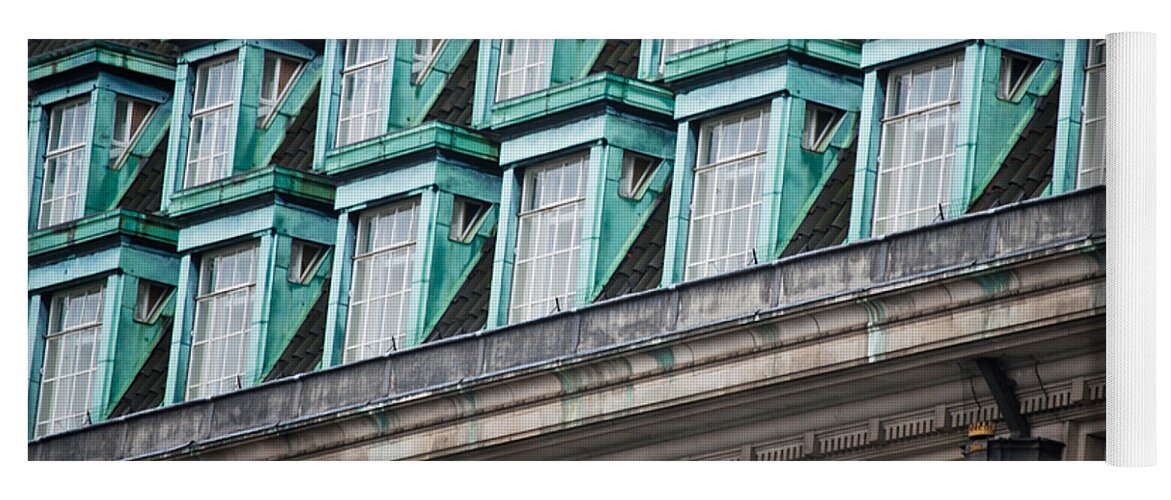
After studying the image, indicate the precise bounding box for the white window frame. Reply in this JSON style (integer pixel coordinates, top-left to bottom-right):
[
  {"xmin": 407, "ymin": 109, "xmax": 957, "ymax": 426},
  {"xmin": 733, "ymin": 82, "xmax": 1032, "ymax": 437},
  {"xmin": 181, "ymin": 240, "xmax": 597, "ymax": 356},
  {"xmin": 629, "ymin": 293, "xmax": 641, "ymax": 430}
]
[
  {"xmin": 133, "ymin": 279, "xmax": 173, "ymax": 324},
  {"xmin": 802, "ymin": 103, "xmax": 844, "ymax": 153},
  {"xmin": 660, "ymin": 39, "xmax": 719, "ymax": 71},
  {"xmin": 1077, "ymin": 39, "xmax": 1106, "ymax": 188},
  {"xmin": 39, "ymin": 96, "xmax": 92, "ymax": 229},
  {"xmin": 450, "ymin": 196, "xmax": 488, "ymax": 243},
  {"xmin": 187, "ymin": 242, "xmax": 258, "ymax": 399},
  {"xmin": 412, "ymin": 39, "xmax": 444, "ymax": 83},
  {"xmin": 496, "ymin": 39, "xmax": 550, "ymax": 102},
  {"xmin": 872, "ymin": 53, "xmax": 964, "ymax": 237},
  {"xmin": 509, "ymin": 152, "xmax": 587, "ymax": 323},
  {"xmin": 997, "ymin": 52, "xmax": 1037, "ymax": 101},
  {"xmin": 258, "ymin": 52, "xmax": 304, "ymax": 126},
  {"xmin": 685, "ymin": 106, "xmax": 770, "ymax": 281},
  {"xmin": 110, "ymin": 95, "xmax": 155, "ymax": 169},
  {"xmin": 345, "ymin": 199, "xmax": 419, "ymax": 363},
  {"xmin": 184, "ymin": 54, "xmax": 239, "ymax": 188},
  {"xmin": 619, "ymin": 152, "xmax": 659, "ymax": 200},
  {"xmin": 288, "ymin": 239, "xmax": 326, "ymax": 285},
  {"xmin": 336, "ymin": 39, "xmax": 389, "ymax": 148},
  {"xmin": 35, "ymin": 283, "xmax": 104, "ymax": 438}
]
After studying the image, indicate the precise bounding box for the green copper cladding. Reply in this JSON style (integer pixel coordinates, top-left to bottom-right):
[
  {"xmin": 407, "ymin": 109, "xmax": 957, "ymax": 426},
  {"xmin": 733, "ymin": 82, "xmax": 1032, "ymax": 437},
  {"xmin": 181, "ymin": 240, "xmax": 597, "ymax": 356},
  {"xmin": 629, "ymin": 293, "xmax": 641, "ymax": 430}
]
[
  {"xmin": 322, "ymin": 152, "xmax": 502, "ymax": 366},
  {"xmin": 26, "ymin": 295, "xmax": 48, "ymax": 438},
  {"xmin": 28, "ymin": 41, "xmax": 176, "ymax": 83},
  {"xmin": 485, "ymin": 168, "xmax": 521, "ymax": 327},
  {"xmin": 165, "ymin": 202, "xmax": 337, "ymax": 402},
  {"xmin": 848, "ymin": 39, "xmax": 1062, "ymax": 242},
  {"xmin": 322, "ymin": 121, "xmax": 498, "ymax": 177},
  {"xmin": 488, "ymin": 72, "xmax": 674, "ymax": 130},
  {"xmin": 314, "ymin": 40, "xmax": 478, "ymax": 171},
  {"xmin": 661, "ymin": 121, "xmax": 699, "ymax": 286},
  {"xmin": 473, "ymin": 39, "xmax": 622, "ymax": 130},
  {"xmin": 662, "ymin": 39, "xmax": 862, "ymax": 83},
  {"xmin": 1051, "ymin": 39, "xmax": 1092, "ymax": 195},
  {"xmin": 101, "ymin": 274, "xmax": 177, "ymax": 421},
  {"xmin": 28, "ymin": 72, "xmax": 174, "ymax": 232},
  {"xmin": 28, "ymin": 209, "xmax": 178, "ymax": 257},
  {"xmin": 167, "ymin": 165, "xmax": 335, "ymax": 218},
  {"xmin": 960, "ymin": 42, "xmax": 1061, "ymax": 210},
  {"xmin": 486, "ymin": 107, "xmax": 676, "ymax": 325},
  {"xmin": 27, "ymin": 241, "xmax": 180, "ymax": 438},
  {"xmin": 847, "ymin": 71, "xmax": 884, "ymax": 242},
  {"xmin": 585, "ymin": 147, "xmax": 673, "ymax": 302},
  {"xmin": 163, "ymin": 40, "xmax": 321, "ymax": 213},
  {"xmin": 663, "ymin": 59, "xmax": 862, "ymax": 284}
]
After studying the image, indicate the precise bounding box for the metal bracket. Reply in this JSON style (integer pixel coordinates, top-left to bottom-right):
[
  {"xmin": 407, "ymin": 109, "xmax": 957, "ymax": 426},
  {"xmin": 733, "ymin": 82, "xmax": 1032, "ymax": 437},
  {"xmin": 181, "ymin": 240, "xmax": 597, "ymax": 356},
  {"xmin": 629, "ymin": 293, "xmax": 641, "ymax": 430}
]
[{"xmin": 975, "ymin": 357, "xmax": 1030, "ymax": 438}]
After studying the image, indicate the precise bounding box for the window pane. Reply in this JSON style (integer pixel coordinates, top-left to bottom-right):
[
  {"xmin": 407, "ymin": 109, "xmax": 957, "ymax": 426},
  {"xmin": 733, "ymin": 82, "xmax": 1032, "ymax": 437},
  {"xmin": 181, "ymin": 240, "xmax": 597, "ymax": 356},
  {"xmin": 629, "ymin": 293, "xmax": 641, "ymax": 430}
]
[
  {"xmin": 510, "ymin": 153, "xmax": 587, "ymax": 323},
  {"xmin": 40, "ymin": 98, "xmax": 91, "ymax": 228},
  {"xmin": 874, "ymin": 53, "xmax": 963, "ymax": 236},
  {"xmin": 345, "ymin": 199, "xmax": 418, "ymax": 363},
  {"xmin": 686, "ymin": 107, "xmax": 770, "ymax": 280},
  {"xmin": 1077, "ymin": 41, "xmax": 1107, "ymax": 188},
  {"xmin": 187, "ymin": 242, "xmax": 258, "ymax": 399},
  {"xmin": 337, "ymin": 43, "xmax": 387, "ymax": 147},
  {"xmin": 185, "ymin": 56, "xmax": 237, "ymax": 188},
  {"xmin": 497, "ymin": 39, "xmax": 550, "ymax": 102},
  {"xmin": 36, "ymin": 285, "xmax": 103, "ymax": 438}
]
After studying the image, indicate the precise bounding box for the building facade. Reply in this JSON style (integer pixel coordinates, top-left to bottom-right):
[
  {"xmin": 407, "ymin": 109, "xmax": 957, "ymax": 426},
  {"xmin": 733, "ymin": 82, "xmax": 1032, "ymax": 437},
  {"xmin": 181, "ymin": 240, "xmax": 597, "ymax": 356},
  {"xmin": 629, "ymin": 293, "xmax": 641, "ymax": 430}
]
[{"xmin": 27, "ymin": 38, "xmax": 1106, "ymax": 460}]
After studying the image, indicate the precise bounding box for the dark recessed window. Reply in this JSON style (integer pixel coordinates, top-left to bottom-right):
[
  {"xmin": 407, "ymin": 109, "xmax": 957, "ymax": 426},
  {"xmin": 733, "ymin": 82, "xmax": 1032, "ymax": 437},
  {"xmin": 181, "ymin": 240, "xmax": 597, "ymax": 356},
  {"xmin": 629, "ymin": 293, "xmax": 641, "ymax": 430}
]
[
  {"xmin": 620, "ymin": 153, "xmax": 660, "ymax": 199},
  {"xmin": 802, "ymin": 103, "xmax": 845, "ymax": 152},
  {"xmin": 289, "ymin": 239, "xmax": 326, "ymax": 284},
  {"xmin": 998, "ymin": 52, "xmax": 1038, "ymax": 100},
  {"xmin": 450, "ymin": 196, "xmax": 488, "ymax": 243},
  {"xmin": 134, "ymin": 280, "xmax": 173, "ymax": 324},
  {"xmin": 258, "ymin": 53, "xmax": 304, "ymax": 124}
]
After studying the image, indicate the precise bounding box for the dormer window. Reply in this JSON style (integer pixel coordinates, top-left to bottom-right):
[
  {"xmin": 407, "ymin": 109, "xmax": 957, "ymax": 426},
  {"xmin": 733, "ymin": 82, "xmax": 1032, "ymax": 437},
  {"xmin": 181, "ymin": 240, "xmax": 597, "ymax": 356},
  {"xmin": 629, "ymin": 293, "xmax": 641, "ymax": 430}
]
[
  {"xmin": 345, "ymin": 199, "xmax": 419, "ymax": 362},
  {"xmin": 288, "ymin": 239, "xmax": 326, "ymax": 284},
  {"xmin": 997, "ymin": 52, "xmax": 1038, "ymax": 100},
  {"xmin": 336, "ymin": 39, "xmax": 389, "ymax": 147},
  {"xmin": 259, "ymin": 53, "xmax": 303, "ymax": 124},
  {"xmin": 450, "ymin": 196, "xmax": 488, "ymax": 243},
  {"xmin": 872, "ymin": 53, "xmax": 963, "ymax": 237},
  {"xmin": 413, "ymin": 39, "xmax": 443, "ymax": 82},
  {"xmin": 620, "ymin": 152, "xmax": 659, "ymax": 199},
  {"xmin": 185, "ymin": 55, "xmax": 238, "ymax": 188},
  {"xmin": 685, "ymin": 106, "xmax": 770, "ymax": 280},
  {"xmin": 133, "ymin": 280, "xmax": 173, "ymax": 324},
  {"xmin": 39, "ymin": 97, "xmax": 91, "ymax": 228},
  {"xmin": 1078, "ymin": 39, "xmax": 1106, "ymax": 188},
  {"xmin": 496, "ymin": 39, "xmax": 549, "ymax": 102},
  {"xmin": 110, "ymin": 96, "xmax": 154, "ymax": 166},
  {"xmin": 509, "ymin": 153, "xmax": 587, "ymax": 323},
  {"xmin": 802, "ymin": 103, "xmax": 845, "ymax": 152},
  {"xmin": 35, "ymin": 283, "xmax": 104, "ymax": 438},
  {"xmin": 188, "ymin": 242, "xmax": 258, "ymax": 399}
]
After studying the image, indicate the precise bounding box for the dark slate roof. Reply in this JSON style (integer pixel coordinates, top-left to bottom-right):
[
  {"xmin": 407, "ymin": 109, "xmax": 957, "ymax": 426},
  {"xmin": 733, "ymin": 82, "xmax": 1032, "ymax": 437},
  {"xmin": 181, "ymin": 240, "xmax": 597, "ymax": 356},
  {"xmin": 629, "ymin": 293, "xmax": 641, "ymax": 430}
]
[
  {"xmin": 265, "ymin": 279, "xmax": 330, "ymax": 382},
  {"xmin": 109, "ymin": 317, "xmax": 172, "ymax": 418},
  {"xmin": 597, "ymin": 185, "xmax": 670, "ymax": 301},
  {"xmin": 968, "ymin": 79, "xmax": 1060, "ymax": 213},
  {"xmin": 589, "ymin": 39, "xmax": 641, "ymax": 79},
  {"xmin": 780, "ymin": 139, "xmax": 857, "ymax": 258},
  {"xmin": 270, "ymin": 87, "xmax": 320, "ymax": 172},
  {"xmin": 423, "ymin": 40, "xmax": 478, "ymax": 128},
  {"xmin": 427, "ymin": 236, "xmax": 495, "ymax": 342},
  {"xmin": 28, "ymin": 39, "xmax": 179, "ymax": 60},
  {"xmin": 117, "ymin": 132, "xmax": 169, "ymax": 213}
]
